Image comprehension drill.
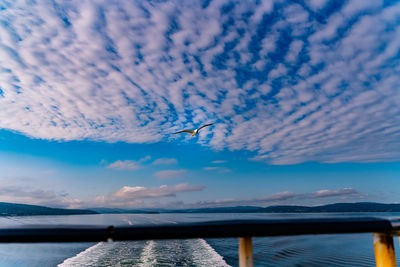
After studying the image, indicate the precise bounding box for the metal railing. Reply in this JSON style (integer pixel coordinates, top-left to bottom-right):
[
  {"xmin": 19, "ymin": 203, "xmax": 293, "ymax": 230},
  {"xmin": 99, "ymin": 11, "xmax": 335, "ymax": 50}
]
[{"xmin": 0, "ymin": 217, "xmax": 399, "ymax": 267}]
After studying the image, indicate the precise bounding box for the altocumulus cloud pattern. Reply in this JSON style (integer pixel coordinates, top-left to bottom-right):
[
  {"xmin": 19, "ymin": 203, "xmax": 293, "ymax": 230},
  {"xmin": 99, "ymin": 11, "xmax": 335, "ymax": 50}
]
[{"xmin": 0, "ymin": 0, "xmax": 399, "ymax": 164}]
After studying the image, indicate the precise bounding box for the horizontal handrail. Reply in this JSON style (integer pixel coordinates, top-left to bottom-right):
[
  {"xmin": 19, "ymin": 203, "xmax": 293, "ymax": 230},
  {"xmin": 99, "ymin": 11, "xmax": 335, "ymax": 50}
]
[
  {"xmin": 0, "ymin": 217, "xmax": 399, "ymax": 267},
  {"xmin": 0, "ymin": 217, "xmax": 398, "ymax": 243}
]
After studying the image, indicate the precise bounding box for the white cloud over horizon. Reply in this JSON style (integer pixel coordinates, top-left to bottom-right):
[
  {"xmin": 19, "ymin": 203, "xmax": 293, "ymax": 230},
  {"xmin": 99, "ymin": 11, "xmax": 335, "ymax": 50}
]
[
  {"xmin": 0, "ymin": 184, "xmax": 83, "ymax": 209},
  {"xmin": 0, "ymin": 179, "xmax": 365, "ymax": 209},
  {"xmin": 90, "ymin": 187, "xmax": 363, "ymax": 209},
  {"xmin": 0, "ymin": 0, "xmax": 399, "ymax": 164},
  {"xmin": 313, "ymin": 188, "xmax": 356, "ymax": 198},
  {"xmin": 92, "ymin": 183, "xmax": 205, "ymax": 208},
  {"xmin": 192, "ymin": 188, "xmax": 362, "ymax": 208}
]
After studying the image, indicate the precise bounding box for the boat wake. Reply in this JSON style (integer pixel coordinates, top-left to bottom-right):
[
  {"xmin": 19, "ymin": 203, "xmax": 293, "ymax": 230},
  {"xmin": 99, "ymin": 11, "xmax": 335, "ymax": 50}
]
[{"xmin": 58, "ymin": 239, "xmax": 230, "ymax": 266}]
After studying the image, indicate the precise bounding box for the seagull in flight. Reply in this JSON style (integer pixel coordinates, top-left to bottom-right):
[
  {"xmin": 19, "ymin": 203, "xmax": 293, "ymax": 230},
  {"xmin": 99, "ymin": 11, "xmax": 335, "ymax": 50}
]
[{"xmin": 173, "ymin": 123, "xmax": 214, "ymax": 137}]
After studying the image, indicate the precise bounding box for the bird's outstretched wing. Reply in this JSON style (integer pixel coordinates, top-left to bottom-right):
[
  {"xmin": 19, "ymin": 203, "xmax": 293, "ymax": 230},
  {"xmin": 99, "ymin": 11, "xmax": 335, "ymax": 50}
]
[
  {"xmin": 198, "ymin": 123, "xmax": 214, "ymax": 130},
  {"xmin": 173, "ymin": 129, "xmax": 194, "ymax": 135}
]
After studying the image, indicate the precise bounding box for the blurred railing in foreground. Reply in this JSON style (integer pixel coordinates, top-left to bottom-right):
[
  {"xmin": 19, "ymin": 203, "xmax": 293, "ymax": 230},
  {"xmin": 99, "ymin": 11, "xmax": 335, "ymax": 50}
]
[{"xmin": 0, "ymin": 217, "xmax": 399, "ymax": 267}]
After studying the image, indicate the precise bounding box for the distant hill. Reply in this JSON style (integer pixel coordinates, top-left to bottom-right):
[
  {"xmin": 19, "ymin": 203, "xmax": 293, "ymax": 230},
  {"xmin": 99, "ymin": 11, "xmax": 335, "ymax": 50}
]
[
  {"xmin": 0, "ymin": 202, "xmax": 98, "ymax": 216},
  {"xmin": 165, "ymin": 202, "xmax": 400, "ymax": 213},
  {"xmin": 2, "ymin": 202, "xmax": 400, "ymax": 216},
  {"xmin": 89, "ymin": 207, "xmax": 159, "ymax": 214},
  {"xmin": 93, "ymin": 202, "xmax": 400, "ymax": 214}
]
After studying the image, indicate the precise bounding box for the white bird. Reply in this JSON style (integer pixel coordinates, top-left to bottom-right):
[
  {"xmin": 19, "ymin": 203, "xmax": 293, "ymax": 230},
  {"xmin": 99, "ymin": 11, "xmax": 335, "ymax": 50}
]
[{"xmin": 173, "ymin": 123, "xmax": 214, "ymax": 137}]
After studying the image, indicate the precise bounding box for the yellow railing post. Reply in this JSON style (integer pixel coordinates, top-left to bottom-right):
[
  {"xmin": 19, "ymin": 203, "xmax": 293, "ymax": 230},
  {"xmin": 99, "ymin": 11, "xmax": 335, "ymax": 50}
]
[
  {"xmin": 239, "ymin": 236, "xmax": 253, "ymax": 267},
  {"xmin": 373, "ymin": 233, "xmax": 396, "ymax": 267}
]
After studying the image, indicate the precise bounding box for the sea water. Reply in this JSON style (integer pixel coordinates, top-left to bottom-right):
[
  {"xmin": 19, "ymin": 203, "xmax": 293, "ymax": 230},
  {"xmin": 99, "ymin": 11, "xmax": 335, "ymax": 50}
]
[{"xmin": 0, "ymin": 213, "xmax": 399, "ymax": 266}]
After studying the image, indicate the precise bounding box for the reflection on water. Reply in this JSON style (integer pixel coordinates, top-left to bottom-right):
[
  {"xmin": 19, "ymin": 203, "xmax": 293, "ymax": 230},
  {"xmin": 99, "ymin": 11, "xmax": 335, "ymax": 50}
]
[{"xmin": 0, "ymin": 213, "xmax": 399, "ymax": 267}]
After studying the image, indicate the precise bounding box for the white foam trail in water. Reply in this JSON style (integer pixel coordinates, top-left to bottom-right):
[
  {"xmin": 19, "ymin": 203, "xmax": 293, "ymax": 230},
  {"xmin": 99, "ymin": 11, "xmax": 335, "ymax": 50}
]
[
  {"xmin": 190, "ymin": 239, "xmax": 231, "ymax": 267},
  {"xmin": 58, "ymin": 238, "xmax": 230, "ymax": 266},
  {"xmin": 138, "ymin": 240, "xmax": 158, "ymax": 266},
  {"xmin": 123, "ymin": 218, "xmax": 133, "ymax": 225},
  {"xmin": 58, "ymin": 242, "xmax": 114, "ymax": 267}
]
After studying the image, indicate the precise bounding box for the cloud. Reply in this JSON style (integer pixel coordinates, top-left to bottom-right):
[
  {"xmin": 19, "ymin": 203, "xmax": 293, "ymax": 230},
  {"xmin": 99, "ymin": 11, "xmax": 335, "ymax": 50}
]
[
  {"xmin": 0, "ymin": 184, "xmax": 82, "ymax": 209},
  {"xmin": 304, "ymin": 0, "xmax": 329, "ymax": 11},
  {"xmin": 205, "ymin": 159, "xmax": 231, "ymax": 172},
  {"xmin": 92, "ymin": 183, "xmax": 204, "ymax": 207},
  {"xmin": 195, "ymin": 191, "xmax": 297, "ymax": 208},
  {"xmin": 312, "ymin": 188, "xmax": 357, "ymax": 198},
  {"xmin": 152, "ymin": 158, "xmax": 178, "ymax": 165},
  {"xmin": 211, "ymin": 160, "xmax": 227, "ymax": 164},
  {"xmin": 203, "ymin": 166, "xmax": 231, "ymax": 173},
  {"xmin": 106, "ymin": 156, "xmax": 178, "ymax": 171},
  {"xmin": 154, "ymin": 169, "xmax": 187, "ymax": 179},
  {"xmin": 112, "ymin": 183, "xmax": 204, "ymax": 199},
  {"xmin": 191, "ymin": 188, "xmax": 361, "ymax": 208},
  {"xmin": 0, "ymin": 1, "xmax": 399, "ymax": 164},
  {"xmin": 107, "ymin": 160, "xmax": 141, "ymax": 170},
  {"xmin": 7, "ymin": 183, "xmax": 354, "ymax": 209},
  {"xmin": 0, "ymin": 178, "xmax": 204, "ymax": 209},
  {"xmin": 91, "ymin": 186, "xmax": 360, "ymax": 209},
  {"xmin": 106, "ymin": 156, "xmax": 151, "ymax": 170},
  {"xmin": 258, "ymin": 191, "xmax": 297, "ymax": 201}
]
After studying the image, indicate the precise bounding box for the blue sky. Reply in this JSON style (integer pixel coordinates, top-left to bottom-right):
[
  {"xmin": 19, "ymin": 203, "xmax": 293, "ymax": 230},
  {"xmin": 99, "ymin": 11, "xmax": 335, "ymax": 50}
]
[{"xmin": 0, "ymin": 0, "xmax": 399, "ymax": 209}]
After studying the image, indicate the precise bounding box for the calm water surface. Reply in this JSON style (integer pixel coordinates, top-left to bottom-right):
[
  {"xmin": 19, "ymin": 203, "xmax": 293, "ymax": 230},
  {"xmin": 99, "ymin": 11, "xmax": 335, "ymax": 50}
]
[{"xmin": 0, "ymin": 213, "xmax": 399, "ymax": 266}]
